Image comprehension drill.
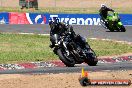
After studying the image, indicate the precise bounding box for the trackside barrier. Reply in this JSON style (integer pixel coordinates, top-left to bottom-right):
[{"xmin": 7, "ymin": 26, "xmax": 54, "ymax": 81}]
[
  {"xmin": 0, "ymin": 12, "xmax": 132, "ymax": 25},
  {"xmin": 0, "ymin": 12, "xmax": 9, "ymax": 24}
]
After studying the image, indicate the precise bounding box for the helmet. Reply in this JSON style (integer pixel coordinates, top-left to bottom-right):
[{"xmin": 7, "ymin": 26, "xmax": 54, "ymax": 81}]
[
  {"xmin": 101, "ymin": 4, "xmax": 106, "ymax": 8},
  {"xmin": 58, "ymin": 22, "xmax": 66, "ymax": 30},
  {"xmin": 53, "ymin": 17, "xmax": 59, "ymax": 24},
  {"xmin": 49, "ymin": 17, "xmax": 59, "ymax": 26}
]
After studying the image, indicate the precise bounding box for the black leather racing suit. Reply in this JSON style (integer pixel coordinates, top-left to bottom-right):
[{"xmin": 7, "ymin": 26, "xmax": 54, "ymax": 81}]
[
  {"xmin": 49, "ymin": 21, "xmax": 76, "ymax": 48},
  {"xmin": 99, "ymin": 6, "xmax": 114, "ymax": 28},
  {"xmin": 99, "ymin": 6, "xmax": 114, "ymax": 20}
]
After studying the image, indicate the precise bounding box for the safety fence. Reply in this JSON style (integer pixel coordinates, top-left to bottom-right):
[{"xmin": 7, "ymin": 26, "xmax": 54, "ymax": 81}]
[{"xmin": 0, "ymin": 12, "xmax": 132, "ymax": 25}]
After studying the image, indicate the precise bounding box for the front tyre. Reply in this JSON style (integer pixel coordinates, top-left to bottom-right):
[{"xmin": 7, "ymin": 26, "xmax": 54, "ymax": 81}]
[
  {"xmin": 85, "ymin": 49, "xmax": 98, "ymax": 66},
  {"xmin": 57, "ymin": 49, "xmax": 75, "ymax": 67},
  {"xmin": 120, "ymin": 25, "xmax": 126, "ymax": 32}
]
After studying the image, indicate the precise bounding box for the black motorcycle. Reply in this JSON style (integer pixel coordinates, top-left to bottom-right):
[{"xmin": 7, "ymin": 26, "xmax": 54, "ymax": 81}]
[{"xmin": 51, "ymin": 33, "xmax": 98, "ymax": 67}]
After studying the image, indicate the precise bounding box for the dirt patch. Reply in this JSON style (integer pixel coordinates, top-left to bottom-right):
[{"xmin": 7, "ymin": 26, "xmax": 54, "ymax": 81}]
[
  {"xmin": 1, "ymin": 0, "xmax": 132, "ymax": 8},
  {"xmin": 0, "ymin": 70, "xmax": 131, "ymax": 88}
]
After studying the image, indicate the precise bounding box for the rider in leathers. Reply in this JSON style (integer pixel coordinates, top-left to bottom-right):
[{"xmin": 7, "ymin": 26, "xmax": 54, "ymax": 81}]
[
  {"xmin": 49, "ymin": 17, "xmax": 76, "ymax": 48},
  {"xmin": 99, "ymin": 4, "xmax": 114, "ymax": 28}
]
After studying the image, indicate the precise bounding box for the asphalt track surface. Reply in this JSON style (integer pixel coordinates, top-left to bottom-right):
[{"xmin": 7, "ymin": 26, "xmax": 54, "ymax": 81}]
[
  {"xmin": 0, "ymin": 24, "xmax": 131, "ymax": 74},
  {"xmin": 0, "ymin": 62, "xmax": 132, "ymax": 74},
  {"xmin": 0, "ymin": 24, "xmax": 132, "ymax": 42}
]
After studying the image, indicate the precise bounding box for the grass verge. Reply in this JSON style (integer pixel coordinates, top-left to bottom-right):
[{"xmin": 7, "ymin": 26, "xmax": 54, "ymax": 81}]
[{"xmin": 0, "ymin": 33, "xmax": 131, "ymax": 63}]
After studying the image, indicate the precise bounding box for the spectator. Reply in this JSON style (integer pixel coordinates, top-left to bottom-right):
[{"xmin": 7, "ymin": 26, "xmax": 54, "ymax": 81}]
[
  {"xmin": 26, "ymin": 0, "xmax": 38, "ymax": 10},
  {"xmin": 34, "ymin": 0, "xmax": 38, "ymax": 10},
  {"xmin": 19, "ymin": 0, "xmax": 26, "ymax": 9}
]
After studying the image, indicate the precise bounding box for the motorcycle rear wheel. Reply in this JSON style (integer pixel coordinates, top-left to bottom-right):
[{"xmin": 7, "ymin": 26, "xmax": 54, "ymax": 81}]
[{"xmin": 85, "ymin": 49, "xmax": 98, "ymax": 66}]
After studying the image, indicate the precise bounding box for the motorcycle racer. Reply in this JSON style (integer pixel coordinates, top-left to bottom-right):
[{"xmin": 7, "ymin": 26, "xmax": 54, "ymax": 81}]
[
  {"xmin": 99, "ymin": 4, "xmax": 114, "ymax": 28},
  {"xmin": 49, "ymin": 17, "xmax": 76, "ymax": 48}
]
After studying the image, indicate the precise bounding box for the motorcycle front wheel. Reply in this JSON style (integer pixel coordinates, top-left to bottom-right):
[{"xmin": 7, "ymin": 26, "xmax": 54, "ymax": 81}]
[
  {"xmin": 119, "ymin": 25, "xmax": 126, "ymax": 32},
  {"xmin": 57, "ymin": 49, "xmax": 75, "ymax": 67}
]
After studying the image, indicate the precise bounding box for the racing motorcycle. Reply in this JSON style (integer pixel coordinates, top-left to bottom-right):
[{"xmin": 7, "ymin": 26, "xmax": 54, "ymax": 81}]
[
  {"xmin": 100, "ymin": 11, "xmax": 126, "ymax": 32},
  {"xmin": 51, "ymin": 33, "xmax": 98, "ymax": 67}
]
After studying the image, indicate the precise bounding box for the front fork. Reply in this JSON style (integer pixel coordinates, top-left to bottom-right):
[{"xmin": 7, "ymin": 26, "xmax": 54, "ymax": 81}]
[
  {"xmin": 116, "ymin": 21, "xmax": 123, "ymax": 31},
  {"xmin": 54, "ymin": 34, "xmax": 59, "ymax": 45},
  {"xmin": 63, "ymin": 42, "xmax": 70, "ymax": 56}
]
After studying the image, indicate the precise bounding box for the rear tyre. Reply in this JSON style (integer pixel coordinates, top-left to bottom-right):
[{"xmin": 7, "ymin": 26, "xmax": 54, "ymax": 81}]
[
  {"xmin": 108, "ymin": 26, "xmax": 114, "ymax": 32},
  {"xmin": 85, "ymin": 49, "xmax": 98, "ymax": 66},
  {"xmin": 57, "ymin": 49, "xmax": 75, "ymax": 67},
  {"xmin": 109, "ymin": 28, "xmax": 114, "ymax": 32}
]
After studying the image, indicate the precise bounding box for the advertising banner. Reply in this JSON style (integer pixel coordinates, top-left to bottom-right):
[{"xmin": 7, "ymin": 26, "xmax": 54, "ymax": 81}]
[
  {"xmin": 49, "ymin": 14, "xmax": 100, "ymax": 25},
  {"xmin": 1, "ymin": 12, "xmax": 131, "ymax": 25},
  {"xmin": 119, "ymin": 14, "xmax": 132, "ymax": 26},
  {"xmin": 25, "ymin": 13, "xmax": 48, "ymax": 24},
  {"xmin": 49, "ymin": 14, "xmax": 132, "ymax": 25},
  {"xmin": 0, "ymin": 12, "xmax": 9, "ymax": 24},
  {"xmin": 9, "ymin": 12, "xmax": 30, "ymax": 24},
  {"xmin": 9, "ymin": 12, "xmax": 48, "ymax": 24}
]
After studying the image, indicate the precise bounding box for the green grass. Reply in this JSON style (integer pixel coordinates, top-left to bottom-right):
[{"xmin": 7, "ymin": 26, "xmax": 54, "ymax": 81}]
[
  {"xmin": 0, "ymin": 33, "xmax": 131, "ymax": 63},
  {"xmin": 0, "ymin": 7, "xmax": 132, "ymax": 14},
  {"xmin": 0, "ymin": 34, "xmax": 57, "ymax": 63},
  {"xmin": 88, "ymin": 39, "xmax": 132, "ymax": 56}
]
